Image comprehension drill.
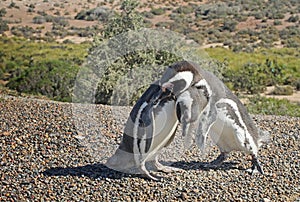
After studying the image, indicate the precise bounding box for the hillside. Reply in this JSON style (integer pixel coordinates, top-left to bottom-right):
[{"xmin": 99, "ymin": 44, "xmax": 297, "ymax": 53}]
[{"xmin": 0, "ymin": 0, "xmax": 299, "ymax": 49}]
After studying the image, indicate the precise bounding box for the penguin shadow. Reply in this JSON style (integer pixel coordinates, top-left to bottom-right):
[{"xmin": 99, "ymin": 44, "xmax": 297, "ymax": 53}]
[
  {"xmin": 42, "ymin": 161, "xmax": 247, "ymax": 181},
  {"xmin": 166, "ymin": 160, "xmax": 245, "ymax": 172},
  {"xmin": 42, "ymin": 163, "xmax": 143, "ymax": 180}
]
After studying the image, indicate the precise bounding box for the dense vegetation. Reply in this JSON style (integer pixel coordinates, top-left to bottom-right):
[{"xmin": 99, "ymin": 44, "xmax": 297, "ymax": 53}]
[
  {"xmin": 0, "ymin": 35, "xmax": 299, "ymax": 116},
  {"xmin": 0, "ymin": 37, "xmax": 89, "ymax": 102},
  {"xmin": 206, "ymin": 48, "xmax": 300, "ymax": 93}
]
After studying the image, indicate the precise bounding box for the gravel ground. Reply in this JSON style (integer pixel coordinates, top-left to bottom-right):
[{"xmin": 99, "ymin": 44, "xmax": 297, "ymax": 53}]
[{"xmin": 0, "ymin": 95, "xmax": 299, "ymax": 201}]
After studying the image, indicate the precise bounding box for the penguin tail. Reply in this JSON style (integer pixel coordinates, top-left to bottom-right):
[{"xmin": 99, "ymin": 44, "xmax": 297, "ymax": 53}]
[{"xmin": 257, "ymin": 129, "xmax": 270, "ymax": 147}]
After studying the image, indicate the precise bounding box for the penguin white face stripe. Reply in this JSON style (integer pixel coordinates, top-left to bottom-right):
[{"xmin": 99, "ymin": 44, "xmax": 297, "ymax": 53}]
[
  {"xmin": 194, "ymin": 79, "xmax": 212, "ymax": 97},
  {"xmin": 164, "ymin": 71, "xmax": 194, "ymax": 93}
]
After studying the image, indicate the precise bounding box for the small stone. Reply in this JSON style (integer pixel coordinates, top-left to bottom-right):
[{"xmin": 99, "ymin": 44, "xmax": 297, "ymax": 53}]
[{"xmin": 180, "ymin": 193, "xmax": 188, "ymax": 200}]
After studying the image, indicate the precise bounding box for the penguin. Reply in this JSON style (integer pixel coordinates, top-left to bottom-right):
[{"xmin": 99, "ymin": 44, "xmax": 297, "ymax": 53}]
[
  {"xmin": 106, "ymin": 82, "xmax": 181, "ymax": 180},
  {"xmin": 161, "ymin": 61, "xmax": 269, "ymax": 174},
  {"xmin": 175, "ymin": 86, "xmax": 209, "ymax": 148}
]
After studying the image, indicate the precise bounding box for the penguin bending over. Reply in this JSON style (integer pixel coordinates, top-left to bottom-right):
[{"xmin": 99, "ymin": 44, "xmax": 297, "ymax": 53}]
[
  {"xmin": 106, "ymin": 83, "xmax": 180, "ymax": 180},
  {"xmin": 159, "ymin": 61, "xmax": 270, "ymax": 174}
]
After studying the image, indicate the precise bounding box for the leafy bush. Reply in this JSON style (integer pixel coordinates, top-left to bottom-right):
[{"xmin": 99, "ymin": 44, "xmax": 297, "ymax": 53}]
[
  {"xmin": 11, "ymin": 26, "xmax": 39, "ymax": 38},
  {"xmin": 0, "ymin": 8, "xmax": 7, "ymax": 17},
  {"xmin": 223, "ymin": 59, "xmax": 286, "ymax": 94},
  {"xmin": 53, "ymin": 17, "xmax": 69, "ymax": 27},
  {"xmin": 142, "ymin": 11, "xmax": 154, "ymax": 19},
  {"xmin": 75, "ymin": 7, "xmax": 112, "ymax": 22},
  {"xmin": 174, "ymin": 5, "xmax": 194, "ymax": 14},
  {"xmin": 7, "ymin": 60, "xmax": 79, "ymax": 102},
  {"xmin": 0, "ymin": 19, "xmax": 9, "ymax": 34},
  {"xmin": 287, "ymin": 15, "xmax": 299, "ymax": 23},
  {"xmin": 246, "ymin": 95, "xmax": 300, "ymax": 117},
  {"xmin": 8, "ymin": 2, "xmax": 17, "ymax": 9},
  {"xmin": 0, "ymin": 36, "xmax": 89, "ymax": 101},
  {"xmin": 33, "ymin": 16, "xmax": 46, "ymax": 24},
  {"xmin": 222, "ymin": 19, "xmax": 238, "ymax": 32},
  {"xmin": 270, "ymin": 86, "xmax": 294, "ymax": 95},
  {"xmin": 81, "ymin": 0, "xmax": 186, "ymax": 105},
  {"xmin": 224, "ymin": 63, "xmax": 267, "ymax": 94},
  {"xmin": 151, "ymin": 8, "xmax": 165, "ymax": 15},
  {"xmin": 273, "ymin": 20, "xmax": 282, "ymax": 26}
]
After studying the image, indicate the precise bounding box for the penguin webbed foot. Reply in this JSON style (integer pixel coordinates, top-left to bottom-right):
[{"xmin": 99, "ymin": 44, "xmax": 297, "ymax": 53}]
[
  {"xmin": 246, "ymin": 156, "xmax": 264, "ymax": 175},
  {"xmin": 140, "ymin": 173, "xmax": 163, "ymax": 181},
  {"xmin": 203, "ymin": 152, "xmax": 228, "ymax": 168},
  {"xmin": 154, "ymin": 161, "xmax": 183, "ymax": 173},
  {"xmin": 138, "ymin": 163, "xmax": 164, "ymax": 181}
]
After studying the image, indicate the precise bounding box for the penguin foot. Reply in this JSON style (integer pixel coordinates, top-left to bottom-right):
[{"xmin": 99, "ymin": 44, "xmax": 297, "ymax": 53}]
[
  {"xmin": 154, "ymin": 161, "xmax": 183, "ymax": 173},
  {"xmin": 247, "ymin": 156, "xmax": 264, "ymax": 175},
  {"xmin": 140, "ymin": 173, "xmax": 162, "ymax": 181},
  {"xmin": 203, "ymin": 152, "xmax": 228, "ymax": 168},
  {"xmin": 139, "ymin": 164, "xmax": 162, "ymax": 181},
  {"xmin": 245, "ymin": 168, "xmax": 261, "ymax": 175}
]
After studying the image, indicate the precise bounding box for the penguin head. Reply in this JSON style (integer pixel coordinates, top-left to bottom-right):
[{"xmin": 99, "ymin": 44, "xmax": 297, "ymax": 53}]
[{"xmin": 159, "ymin": 61, "xmax": 202, "ymax": 97}]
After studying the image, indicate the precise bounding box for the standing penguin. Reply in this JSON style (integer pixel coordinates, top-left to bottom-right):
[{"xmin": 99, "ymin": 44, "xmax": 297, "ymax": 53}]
[
  {"xmin": 194, "ymin": 65, "xmax": 269, "ymax": 174},
  {"xmin": 161, "ymin": 61, "xmax": 269, "ymax": 174},
  {"xmin": 106, "ymin": 82, "xmax": 180, "ymax": 180}
]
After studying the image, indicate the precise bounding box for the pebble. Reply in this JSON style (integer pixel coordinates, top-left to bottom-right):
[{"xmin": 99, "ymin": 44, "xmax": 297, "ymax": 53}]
[{"xmin": 0, "ymin": 94, "xmax": 299, "ymax": 201}]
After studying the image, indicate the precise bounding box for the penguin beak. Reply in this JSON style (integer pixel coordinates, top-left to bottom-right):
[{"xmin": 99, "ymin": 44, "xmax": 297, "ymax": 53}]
[
  {"xmin": 149, "ymin": 84, "xmax": 176, "ymax": 106},
  {"xmin": 149, "ymin": 88, "xmax": 163, "ymax": 106}
]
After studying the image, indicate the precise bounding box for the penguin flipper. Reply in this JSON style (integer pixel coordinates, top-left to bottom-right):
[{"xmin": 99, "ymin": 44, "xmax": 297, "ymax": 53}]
[{"xmin": 138, "ymin": 104, "xmax": 155, "ymax": 154}]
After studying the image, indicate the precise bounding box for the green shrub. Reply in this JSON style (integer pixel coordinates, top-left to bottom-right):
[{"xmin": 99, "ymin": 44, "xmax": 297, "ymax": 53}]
[
  {"xmin": 223, "ymin": 59, "xmax": 286, "ymax": 94},
  {"xmin": 0, "ymin": 19, "xmax": 9, "ymax": 34},
  {"xmin": 287, "ymin": 15, "xmax": 299, "ymax": 23},
  {"xmin": 142, "ymin": 11, "xmax": 154, "ymax": 19},
  {"xmin": 273, "ymin": 20, "xmax": 282, "ymax": 26},
  {"xmin": 224, "ymin": 63, "xmax": 266, "ymax": 94},
  {"xmin": 0, "ymin": 8, "xmax": 7, "ymax": 17},
  {"xmin": 82, "ymin": 0, "xmax": 186, "ymax": 105},
  {"xmin": 33, "ymin": 16, "xmax": 46, "ymax": 24},
  {"xmin": 7, "ymin": 60, "xmax": 79, "ymax": 102},
  {"xmin": 221, "ymin": 19, "xmax": 238, "ymax": 32},
  {"xmin": 0, "ymin": 36, "xmax": 89, "ymax": 101},
  {"xmin": 151, "ymin": 8, "xmax": 165, "ymax": 15},
  {"xmin": 174, "ymin": 5, "xmax": 194, "ymax": 14},
  {"xmin": 246, "ymin": 95, "xmax": 300, "ymax": 117},
  {"xmin": 74, "ymin": 7, "xmax": 112, "ymax": 22},
  {"xmin": 11, "ymin": 26, "xmax": 38, "ymax": 38},
  {"xmin": 270, "ymin": 86, "xmax": 294, "ymax": 95}
]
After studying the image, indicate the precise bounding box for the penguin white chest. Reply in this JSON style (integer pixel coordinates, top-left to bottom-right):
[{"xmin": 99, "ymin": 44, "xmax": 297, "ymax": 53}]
[
  {"xmin": 209, "ymin": 98, "xmax": 253, "ymax": 153},
  {"xmin": 210, "ymin": 116, "xmax": 245, "ymax": 152},
  {"xmin": 147, "ymin": 100, "xmax": 178, "ymax": 158}
]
